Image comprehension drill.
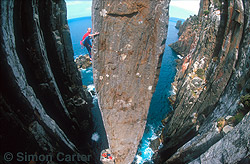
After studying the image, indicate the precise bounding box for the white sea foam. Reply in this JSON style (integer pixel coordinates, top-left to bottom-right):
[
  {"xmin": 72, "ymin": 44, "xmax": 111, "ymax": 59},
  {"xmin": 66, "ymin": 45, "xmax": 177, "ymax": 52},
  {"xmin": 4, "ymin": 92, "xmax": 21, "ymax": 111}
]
[
  {"xmin": 150, "ymin": 133, "xmax": 158, "ymax": 140},
  {"xmin": 135, "ymin": 155, "xmax": 143, "ymax": 164},
  {"xmin": 159, "ymin": 143, "xmax": 163, "ymax": 149},
  {"xmin": 169, "ymin": 89, "xmax": 176, "ymax": 95},
  {"xmin": 87, "ymin": 84, "xmax": 95, "ymax": 92},
  {"xmin": 91, "ymin": 132, "xmax": 100, "ymax": 142},
  {"xmin": 87, "ymin": 84, "xmax": 98, "ymax": 102},
  {"xmin": 86, "ymin": 70, "xmax": 92, "ymax": 73},
  {"xmin": 79, "ymin": 68, "xmax": 87, "ymax": 72}
]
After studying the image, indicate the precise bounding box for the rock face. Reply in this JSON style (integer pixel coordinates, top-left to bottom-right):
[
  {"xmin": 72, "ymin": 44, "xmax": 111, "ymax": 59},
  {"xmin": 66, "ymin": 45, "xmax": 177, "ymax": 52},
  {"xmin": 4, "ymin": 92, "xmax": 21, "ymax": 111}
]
[
  {"xmin": 0, "ymin": 0, "xmax": 94, "ymax": 163},
  {"xmin": 175, "ymin": 20, "xmax": 182, "ymax": 29},
  {"xmin": 75, "ymin": 54, "xmax": 92, "ymax": 69},
  {"xmin": 92, "ymin": 0, "xmax": 170, "ymax": 163},
  {"xmin": 169, "ymin": 15, "xmax": 200, "ymax": 56},
  {"xmin": 154, "ymin": 0, "xmax": 250, "ymax": 163}
]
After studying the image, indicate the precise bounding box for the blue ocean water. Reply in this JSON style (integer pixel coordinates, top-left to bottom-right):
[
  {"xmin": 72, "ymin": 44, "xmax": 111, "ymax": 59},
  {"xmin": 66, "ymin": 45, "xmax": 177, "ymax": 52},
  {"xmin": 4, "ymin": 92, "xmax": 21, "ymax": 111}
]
[
  {"xmin": 68, "ymin": 17, "xmax": 94, "ymax": 86},
  {"xmin": 68, "ymin": 17, "xmax": 92, "ymax": 59},
  {"xmin": 133, "ymin": 18, "xmax": 181, "ymax": 163},
  {"xmin": 68, "ymin": 16, "xmax": 182, "ymax": 163},
  {"xmin": 68, "ymin": 17, "xmax": 109, "ymax": 161}
]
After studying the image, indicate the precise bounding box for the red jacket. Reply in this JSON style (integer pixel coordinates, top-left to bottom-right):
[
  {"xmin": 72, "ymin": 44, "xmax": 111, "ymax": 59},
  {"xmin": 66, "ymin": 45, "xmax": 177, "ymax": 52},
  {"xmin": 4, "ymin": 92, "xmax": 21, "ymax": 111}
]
[{"xmin": 82, "ymin": 32, "xmax": 90, "ymax": 41}]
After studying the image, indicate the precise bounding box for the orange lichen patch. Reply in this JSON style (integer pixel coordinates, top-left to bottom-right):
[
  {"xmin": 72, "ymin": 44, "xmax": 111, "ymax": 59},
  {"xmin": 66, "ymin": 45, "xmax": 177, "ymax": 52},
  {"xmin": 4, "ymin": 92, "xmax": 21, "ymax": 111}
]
[
  {"xmin": 140, "ymin": 56, "xmax": 148, "ymax": 65},
  {"xmin": 182, "ymin": 63, "xmax": 188, "ymax": 73},
  {"xmin": 168, "ymin": 95, "xmax": 176, "ymax": 106},
  {"xmin": 215, "ymin": 10, "xmax": 221, "ymax": 15},
  {"xmin": 217, "ymin": 118, "xmax": 226, "ymax": 132},
  {"xmin": 181, "ymin": 55, "xmax": 191, "ymax": 73},
  {"xmin": 212, "ymin": 57, "xmax": 218, "ymax": 62}
]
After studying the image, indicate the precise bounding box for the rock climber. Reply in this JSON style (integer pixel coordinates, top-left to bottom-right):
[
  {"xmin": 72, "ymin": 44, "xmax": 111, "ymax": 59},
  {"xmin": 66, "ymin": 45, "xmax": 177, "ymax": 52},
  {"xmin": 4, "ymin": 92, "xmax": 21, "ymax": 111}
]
[
  {"xmin": 102, "ymin": 152, "xmax": 112, "ymax": 160},
  {"xmin": 80, "ymin": 28, "xmax": 99, "ymax": 60}
]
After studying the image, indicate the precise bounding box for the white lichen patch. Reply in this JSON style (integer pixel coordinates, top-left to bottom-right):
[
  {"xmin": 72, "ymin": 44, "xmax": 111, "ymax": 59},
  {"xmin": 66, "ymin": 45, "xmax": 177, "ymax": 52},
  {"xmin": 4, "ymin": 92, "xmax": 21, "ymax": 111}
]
[
  {"xmin": 192, "ymin": 113, "xmax": 198, "ymax": 118},
  {"xmin": 93, "ymin": 73, "xmax": 98, "ymax": 80},
  {"xmin": 172, "ymin": 85, "xmax": 177, "ymax": 94},
  {"xmin": 223, "ymin": 125, "xmax": 234, "ymax": 133},
  {"xmin": 239, "ymin": 103, "xmax": 244, "ymax": 108},
  {"xmin": 138, "ymin": 20, "xmax": 143, "ymax": 24},
  {"xmin": 125, "ymin": 44, "xmax": 132, "ymax": 50},
  {"xmin": 100, "ymin": 9, "xmax": 107, "ymax": 17},
  {"xmin": 196, "ymin": 125, "xmax": 200, "ymax": 131},
  {"xmin": 115, "ymin": 100, "xmax": 132, "ymax": 109},
  {"xmin": 191, "ymin": 113, "xmax": 198, "ymax": 124},
  {"xmin": 128, "ymin": 98, "xmax": 133, "ymax": 103},
  {"xmin": 136, "ymin": 72, "xmax": 141, "ymax": 77},
  {"xmin": 148, "ymin": 86, "xmax": 152, "ymax": 91},
  {"xmin": 213, "ymin": 122, "xmax": 221, "ymax": 133},
  {"xmin": 226, "ymin": 115, "xmax": 233, "ymax": 120},
  {"xmin": 121, "ymin": 54, "xmax": 127, "ymax": 61}
]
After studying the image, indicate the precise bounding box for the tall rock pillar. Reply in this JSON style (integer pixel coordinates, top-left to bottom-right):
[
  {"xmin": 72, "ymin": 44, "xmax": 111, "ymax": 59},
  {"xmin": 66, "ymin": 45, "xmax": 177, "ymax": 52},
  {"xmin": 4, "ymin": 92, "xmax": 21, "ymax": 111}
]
[{"xmin": 92, "ymin": 0, "xmax": 170, "ymax": 163}]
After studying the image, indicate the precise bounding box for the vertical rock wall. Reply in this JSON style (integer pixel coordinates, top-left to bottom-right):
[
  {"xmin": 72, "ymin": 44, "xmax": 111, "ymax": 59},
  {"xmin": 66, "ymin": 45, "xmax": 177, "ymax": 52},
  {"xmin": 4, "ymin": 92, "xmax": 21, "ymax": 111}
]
[
  {"xmin": 0, "ymin": 0, "xmax": 94, "ymax": 163},
  {"xmin": 92, "ymin": 0, "xmax": 170, "ymax": 163},
  {"xmin": 154, "ymin": 0, "xmax": 250, "ymax": 163}
]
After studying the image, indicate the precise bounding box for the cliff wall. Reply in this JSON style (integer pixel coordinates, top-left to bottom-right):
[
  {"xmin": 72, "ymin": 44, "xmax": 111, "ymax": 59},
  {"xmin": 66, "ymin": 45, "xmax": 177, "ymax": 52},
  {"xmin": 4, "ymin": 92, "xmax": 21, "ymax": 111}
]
[
  {"xmin": 92, "ymin": 0, "xmax": 170, "ymax": 163},
  {"xmin": 0, "ymin": 0, "xmax": 94, "ymax": 163},
  {"xmin": 154, "ymin": 0, "xmax": 250, "ymax": 163}
]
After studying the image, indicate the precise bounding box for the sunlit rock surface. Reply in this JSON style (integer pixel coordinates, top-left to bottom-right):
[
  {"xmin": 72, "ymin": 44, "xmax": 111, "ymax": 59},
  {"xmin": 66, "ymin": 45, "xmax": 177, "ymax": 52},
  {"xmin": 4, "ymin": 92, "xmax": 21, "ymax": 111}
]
[
  {"xmin": 154, "ymin": 0, "xmax": 250, "ymax": 163},
  {"xmin": 92, "ymin": 0, "xmax": 170, "ymax": 163}
]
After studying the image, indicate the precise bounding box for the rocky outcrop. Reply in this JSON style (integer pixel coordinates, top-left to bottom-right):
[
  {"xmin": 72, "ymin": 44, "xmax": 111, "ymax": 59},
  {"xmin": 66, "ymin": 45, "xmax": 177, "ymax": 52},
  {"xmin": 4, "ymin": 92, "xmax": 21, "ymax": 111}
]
[
  {"xmin": 92, "ymin": 0, "xmax": 170, "ymax": 163},
  {"xmin": 75, "ymin": 54, "xmax": 92, "ymax": 69},
  {"xmin": 154, "ymin": 0, "xmax": 250, "ymax": 163},
  {"xmin": 175, "ymin": 20, "xmax": 182, "ymax": 29},
  {"xmin": 0, "ymin": 0, "xmax": 94, "ymax": 163},
  {"xmin": 169, "ymin": 15, "xmax": 200, "ymax": 56}
]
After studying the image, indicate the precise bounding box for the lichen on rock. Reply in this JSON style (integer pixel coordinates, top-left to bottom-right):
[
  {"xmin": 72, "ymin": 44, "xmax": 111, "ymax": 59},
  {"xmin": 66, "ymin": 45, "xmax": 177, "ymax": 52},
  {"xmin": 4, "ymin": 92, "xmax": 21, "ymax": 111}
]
[
  {"xmin": 153, "ymin": 0, "xmax": 250, "ymax": 163},
  {"xmin": 92, "ymin": 0, "xmax": 170, "ymax": 163}
]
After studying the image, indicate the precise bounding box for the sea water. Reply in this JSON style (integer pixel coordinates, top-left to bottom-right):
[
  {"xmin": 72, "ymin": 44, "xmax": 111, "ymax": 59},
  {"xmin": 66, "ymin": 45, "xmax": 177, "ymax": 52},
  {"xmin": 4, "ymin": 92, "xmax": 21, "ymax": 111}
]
[
  {"xmin": 68, "ymin": 16, "xmax": 182, "ymax": 163},
  {"xmin": 133, "ymin": 17, "xmax": 181, "ymax": 163}
]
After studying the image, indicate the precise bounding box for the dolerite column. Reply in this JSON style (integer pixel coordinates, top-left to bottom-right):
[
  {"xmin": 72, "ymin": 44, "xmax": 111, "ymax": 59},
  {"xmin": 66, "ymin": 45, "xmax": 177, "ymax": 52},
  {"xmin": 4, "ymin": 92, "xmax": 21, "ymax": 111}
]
[{"xmin": 92, "ymin": 0, "xmax": 170, "ymax": 163}]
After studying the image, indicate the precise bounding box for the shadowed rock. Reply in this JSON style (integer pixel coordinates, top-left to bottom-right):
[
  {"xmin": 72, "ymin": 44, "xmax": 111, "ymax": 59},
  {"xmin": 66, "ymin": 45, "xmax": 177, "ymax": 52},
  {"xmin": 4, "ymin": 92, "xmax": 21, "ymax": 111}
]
[{"xmin": 0, "ymin": 0, "xmax": 95, "ymax": 163}]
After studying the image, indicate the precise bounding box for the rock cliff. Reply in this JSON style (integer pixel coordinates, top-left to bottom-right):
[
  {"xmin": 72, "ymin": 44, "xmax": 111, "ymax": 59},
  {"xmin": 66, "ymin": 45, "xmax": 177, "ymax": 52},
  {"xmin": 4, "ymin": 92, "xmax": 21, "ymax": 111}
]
[
  {"xmin": 92, "ymin": 0, "xmax": 170, "ymax": 163},
  {"xmin": 0, "ymin": 0, "xmax": 94, "ymax": 163},
  {"xmin": 154, "ymin": 0, "xmax": 250, "ymax": 163}
]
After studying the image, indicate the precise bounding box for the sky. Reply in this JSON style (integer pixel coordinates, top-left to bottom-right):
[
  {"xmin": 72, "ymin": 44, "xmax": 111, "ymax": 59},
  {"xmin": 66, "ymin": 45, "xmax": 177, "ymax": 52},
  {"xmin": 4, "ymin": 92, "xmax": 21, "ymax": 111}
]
[
  {"xmin": 171, "ymin": 0, "xmax": 200, "ymax": 14},
  {"xmin": 66, "ymin": 1, "xmax": 92, "ymax": 19},
  {"xmin": 65, "ymin": 0, "xmax": 200, "ymax": 20}
]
